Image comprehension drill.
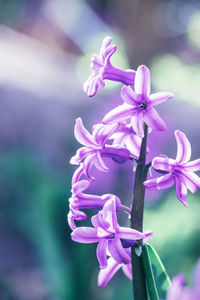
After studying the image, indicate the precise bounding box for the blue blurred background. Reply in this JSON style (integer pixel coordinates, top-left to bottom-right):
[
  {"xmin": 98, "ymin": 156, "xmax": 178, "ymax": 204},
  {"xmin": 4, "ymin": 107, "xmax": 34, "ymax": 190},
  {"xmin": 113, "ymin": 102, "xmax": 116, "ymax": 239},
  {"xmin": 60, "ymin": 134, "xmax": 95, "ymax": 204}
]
[{"xmin": 0, "ymin": 0, "xmax": 200, "ymax": 299}]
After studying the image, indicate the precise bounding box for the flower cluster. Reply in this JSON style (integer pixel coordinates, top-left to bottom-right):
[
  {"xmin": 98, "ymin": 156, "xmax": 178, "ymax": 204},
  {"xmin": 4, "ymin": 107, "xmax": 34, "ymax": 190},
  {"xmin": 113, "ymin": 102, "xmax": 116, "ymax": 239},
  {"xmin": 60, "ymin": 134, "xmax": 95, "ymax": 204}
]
[{"xmin": 68, "ymin": 36, "xmax": 200, "ymax": 288}]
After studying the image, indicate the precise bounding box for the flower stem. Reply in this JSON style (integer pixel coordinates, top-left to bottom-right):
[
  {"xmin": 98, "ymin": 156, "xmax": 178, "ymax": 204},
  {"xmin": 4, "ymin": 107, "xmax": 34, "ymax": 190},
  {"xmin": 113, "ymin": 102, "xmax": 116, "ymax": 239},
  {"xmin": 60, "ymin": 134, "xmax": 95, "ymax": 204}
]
[{"xmin": 131, "ymin": 123, "xmax": 148, "ymax": 300}]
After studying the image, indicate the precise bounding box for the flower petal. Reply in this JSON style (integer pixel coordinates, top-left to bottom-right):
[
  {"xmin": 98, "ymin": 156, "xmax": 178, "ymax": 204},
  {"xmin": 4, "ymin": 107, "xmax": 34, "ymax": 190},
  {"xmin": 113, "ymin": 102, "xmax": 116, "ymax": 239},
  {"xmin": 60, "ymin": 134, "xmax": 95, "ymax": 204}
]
[
  {"xmin": 93, "ymin": 152, "xmax": 109, "ymax": 173},
  {"xmin": 83, "ymin": 73, "xmax": 103, "ymax": 97},
  {"xmin": 125, "ymin": 134, "xmax": 141, "ymax": 158},
  {"xmin": 102, "ymin": 197, "xmax": 118, "ymax": 232},
  {"xmin": 181, "ymin": 171, "xmax": 200, "ymax": 193},
  {"xmin": 70, "ymin": 147, "xmax": 96, "ymax": 165},
  {"xmin": 117, "ymin": 227, "xmax": 145, "ymax": 240},
  {"xmin": 175, "ymin": 130, "xmax": 191, "ymax": 164},
  {"xmin": 144, "ymin": 173, "xmax": 175, "ymax": 190},
  {"xmin": 122, "ymin": 263, "xmax": 132, "ymax": 280},
  {"xmin": 93, "ymin": 123, "xmax": 119, "ymax": 146},
  {"xmin": 91, "ymin": 212, "xmax": 110, "ymax": 234},
  {"xmin": 83, "ymin": 153, "xmax": 96, "ymax": 180},
  {"xmin": 108, "ymin": 237, "xmax": 131, "ymax": 264},
  {"xmin": 97, "ymin": 239, "xmax": 108, "ymax": 269},
  {"xmin": 71, "ymin": 164, "xmax": 84, "ymax": 184},
  {"xmin": 175, "ymin": 177, "xmax": 188, "ymax": 206},
  {"xmin": 152, "ymin": 156, "xmax": 176, "ymax": 172},
  {"xmin": 101, "ymin": 145, "xmax": 130, "ymax": 164},
  {"xmin": 183, "ymin": 159, "xmax": 200, "ymax": 172},
  {"xmin": 72, "ymin": 180, "xmax": 90, "ymax": 195},
  {"xmin": 135, "ymin": 65, "xmax": 151, "ymax": 97},
  {"xmin": 102, "ymin": 104, "xmax": 137, "ymax": 124},
  {"xmin": 71, "ymin": 227, "xmax": 99, "ymax": 243},
  {"xmin": 149, "ymin": 92, "xmax": 174, "ymax": 107},
  {"xmin": 98, "ymin": 256, "xmax": 121, "ymax": 287},
  {"xmin": 131, "ymin": 113, "xmax": 145, "ymax": 137},
  {"xmin": 143, "ymin": 107, "xmax": 167, "ymax": 132},
  {"xmin": 121, "ymin": 85, "xmax": 141, "ymax": 106},
  {"xmin": 75, "ymin": 118, "xmax": 99, "ymax": 147}
]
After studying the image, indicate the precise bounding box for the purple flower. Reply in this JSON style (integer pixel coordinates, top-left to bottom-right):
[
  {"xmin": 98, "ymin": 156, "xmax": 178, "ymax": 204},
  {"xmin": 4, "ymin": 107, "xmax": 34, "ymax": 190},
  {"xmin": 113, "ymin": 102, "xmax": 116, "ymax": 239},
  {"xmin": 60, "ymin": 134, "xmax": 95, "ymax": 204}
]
[
  {"xmin": 70, "ymin": 118, "xmax": 130, "ymax": 180},
  {"xmin": 144, "ymin": 130, "xmax": 200, "ymax": 206},
  {"xmin": 98, "ymin": 253, "xmax": 132, "ymax": 287},
  {"xmin": 71, "ymin": 197, "xmax": 146, "ymax": 268},
  {"xmin": 102, "ymin": 65, "xmax": 174, "ymax": 137},
  {"xmin": 68, "ymin": 164, "xmax": 121, "ymax": 230},
  {"xmin": 110, "ymin": 120, "xmax": 143, "ymax": 159},
  {"xmin": 167, "ymin": 260, "xmax": 200, "ymax": 300},
  {"xmin": 83, "ymin": 36, "xmax": 136, "ymax": 97}
]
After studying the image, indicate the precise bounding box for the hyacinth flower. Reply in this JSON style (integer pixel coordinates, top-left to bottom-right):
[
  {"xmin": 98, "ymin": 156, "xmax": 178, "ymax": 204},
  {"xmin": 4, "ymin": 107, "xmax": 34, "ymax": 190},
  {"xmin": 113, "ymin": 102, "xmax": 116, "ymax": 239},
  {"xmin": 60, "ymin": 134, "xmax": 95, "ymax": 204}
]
[
  {"xmin": 70, "ymin": 118, "xmax": 130, "ymax": 179},
  {"xmin": 71, "ymin": 197, "xmax": 148, "ymax": 268},
  {"xmin": 167, "ymin": 260, "xmax": 200, "ymax": 300},
  {"xmin": 144, "ymin": 130, "xmax": 200, "ymax": 206},
  {"xmin": 108, "ymin": 121, "xmax": 141, "ymax": 159},
  {"xmin": 98, "ymin": 253, "xmax": 132, "ymax": 287},
  {"xmin": 103, "ymin": 65, "xmax": 174, "ymax": 137},
  {"xmin": 69, "ymin": 164, "xmax": 125, "ymax": 230},
  {"xmin": 83, "ymin": 36, "xmax": 136, "ymax": 97}
]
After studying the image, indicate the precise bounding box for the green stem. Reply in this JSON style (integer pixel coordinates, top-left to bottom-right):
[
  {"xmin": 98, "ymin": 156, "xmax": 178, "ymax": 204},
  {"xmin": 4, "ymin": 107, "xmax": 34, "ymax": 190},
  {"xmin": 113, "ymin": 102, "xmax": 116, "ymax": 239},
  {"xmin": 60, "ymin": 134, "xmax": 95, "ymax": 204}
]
[
  {"xmin": 142, "ymin": 244, "xmax": 159, "ymax": 300},
  {"xmin": 131, "ymin": 123, "xmax": 148, "ymax": 300}
]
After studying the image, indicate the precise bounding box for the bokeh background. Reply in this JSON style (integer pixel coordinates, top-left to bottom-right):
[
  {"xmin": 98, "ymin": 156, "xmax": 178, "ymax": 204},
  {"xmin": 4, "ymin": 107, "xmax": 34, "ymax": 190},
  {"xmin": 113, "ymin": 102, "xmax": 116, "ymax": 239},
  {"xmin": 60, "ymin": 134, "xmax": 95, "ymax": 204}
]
[{"xmin": 0, "ymin": 0, "xmax": 200, "ymax": 299}]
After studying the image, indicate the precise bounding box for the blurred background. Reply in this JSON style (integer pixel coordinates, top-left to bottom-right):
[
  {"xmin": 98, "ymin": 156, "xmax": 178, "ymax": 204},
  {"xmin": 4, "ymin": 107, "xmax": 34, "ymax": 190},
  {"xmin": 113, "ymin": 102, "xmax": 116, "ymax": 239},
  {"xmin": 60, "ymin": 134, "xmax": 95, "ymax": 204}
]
[{"xmin": 0, "ymin": 0, "xmax": 200, "ymax": 299}]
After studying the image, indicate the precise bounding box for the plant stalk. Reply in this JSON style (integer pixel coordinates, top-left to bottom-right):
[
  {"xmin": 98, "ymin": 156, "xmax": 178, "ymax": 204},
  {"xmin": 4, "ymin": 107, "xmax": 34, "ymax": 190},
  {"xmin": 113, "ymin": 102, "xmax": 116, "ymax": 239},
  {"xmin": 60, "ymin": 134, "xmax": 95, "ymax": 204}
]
[{"xmin": 131, "ymin": 123, "xmax": 148, "ymax": 300}]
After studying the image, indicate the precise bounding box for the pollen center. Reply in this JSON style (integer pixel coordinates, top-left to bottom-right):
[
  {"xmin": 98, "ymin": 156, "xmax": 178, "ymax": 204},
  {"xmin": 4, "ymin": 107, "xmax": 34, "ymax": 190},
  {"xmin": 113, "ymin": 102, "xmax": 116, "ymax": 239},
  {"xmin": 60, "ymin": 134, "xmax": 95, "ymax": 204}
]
[{"xmin": 140, "ymin": 102, "xmax": 147, "ymax": 110}]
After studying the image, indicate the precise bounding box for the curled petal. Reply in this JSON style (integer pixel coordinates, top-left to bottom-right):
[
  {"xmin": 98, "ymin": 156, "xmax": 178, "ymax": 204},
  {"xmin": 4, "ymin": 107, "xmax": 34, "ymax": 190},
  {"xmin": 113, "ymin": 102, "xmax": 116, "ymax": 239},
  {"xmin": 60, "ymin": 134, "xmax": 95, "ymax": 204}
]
[
  {"xmin": 68, "ymin": 209, "xmax": 87, "ymax": 230},
  {"xmin": 125, "ymin": 134, "xmax": 141, "ymax": 158},
  {"xmin": 93, "ymin": 123, "xmax": 119, "ymax": 146},
  {"xmin": 102, "ymin": 104, "xmax": 137, "ymax": 124},
  {"xmin": 175, "ymin": 130, "xmax": 191, "ymax": 164},
  {"xmin": 143, "ymin": 107, "xmax": 167, "ymax": 132},
  {"xmin": 93, "ymin": 152, "xmax": 109, "ymax": 173},
  {"xmin": 91, "ymin": 213, "xmax": 110, "ymax": 235},
  {"xmin": 72, "ymin": 164, "xmax": 84, "ymax": 185},
  {"xmin": 117, "ymin": 227, "xmax": 145, "ymax": 240},
  {"xmin": 71, "ymin": 227, "xmax": 99, "ymax": 243},
  {"xmin": 183, "ymin": 159, "xmax": 200, "ymax": 172},
  {"xmin": 70, "ymin": 147, "xmax": 96, "ymax": 165},
  {"xmin": 98, "ymin": 256, "xmax": 121, "ymax": 287},
  {"xmin": 144, "ymin": 173, "xmax": 175, "ymax": 190},
  {"xmin": 97, "ymin": 239, "xmax": 108, "ymax": 269},
  {"xmin": 121, "ymin": 85, "xmax": 141, "ymax": 106},
  {"xmin": 72, "ymin": 180, "xmax": 90, "ymax": 195},
  {"xmin": 83, "ymin": 74, "xmax": 105, "ymax": 97},
  {"xmin": 75, "ymin": 118, "xmax": 99, "ymax": 147},
  {"xmin": 108, "ymin": 237, "xmax": 131, "ymax": 264},
  {"xmin": 152, "ymin": 156, "xmax": 176, "ymax": 172},
  {"xmin": 175, "ymin": 178, "xmax": 188, "ymax": 206},
  {"xmin": 135, "ymin": 65, "xmax": 151, "ymax": 97},
  {"xmin": 101, "ymin": 145, "xmax": 130, "ymax": 164},
  {"xmin": 122, "ymin": 263, "xmax": 132, "ymax": 280},
  {"xmin": 102, "ymin": 197, "xmax": 118, "ymax": 232},
  {"xmin": 83, "ymin": 153, "xmax": 96, "ymax": 180},
  {"xmin": 131, "ymin": 113, "xmax": 145, "ymax": 137},
  {"xmin": 149, "ymin": 92, "xmax": 174, "ymax": 107},
  {"xmin": 181, "ymin": 171, "xmax": 200, "ymax": 193}
]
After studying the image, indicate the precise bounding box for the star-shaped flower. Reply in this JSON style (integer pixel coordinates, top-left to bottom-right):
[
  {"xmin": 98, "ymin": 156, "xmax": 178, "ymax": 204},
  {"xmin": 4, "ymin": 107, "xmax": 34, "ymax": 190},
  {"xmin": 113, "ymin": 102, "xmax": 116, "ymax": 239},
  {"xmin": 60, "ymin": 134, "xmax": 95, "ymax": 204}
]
[
  {"xmin": 70, "ymin": 118, "xmax": 130, "ymax": 180},
  {"xmin": 83, "ymin": 36, "xmax": 136, "ymax": 97},
  {"xmin": 103, "ymin": 65, "xmax": 174, "ymax": 137},
  {"xmin": 144, "ymin": 130, "xmax": 200, "ymax": 206},
  {"xmin": 71, "ymin": 197, "xmax": 146, "ymax": 268}
]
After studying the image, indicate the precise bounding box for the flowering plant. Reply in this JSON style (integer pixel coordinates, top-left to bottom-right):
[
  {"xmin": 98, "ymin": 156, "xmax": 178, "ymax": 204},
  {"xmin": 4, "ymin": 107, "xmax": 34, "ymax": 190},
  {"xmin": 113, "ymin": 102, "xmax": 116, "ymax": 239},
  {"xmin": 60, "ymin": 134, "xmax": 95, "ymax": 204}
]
[{"xmin": 68, "ymin": 37, "xmax": 200, "ymax": 300}]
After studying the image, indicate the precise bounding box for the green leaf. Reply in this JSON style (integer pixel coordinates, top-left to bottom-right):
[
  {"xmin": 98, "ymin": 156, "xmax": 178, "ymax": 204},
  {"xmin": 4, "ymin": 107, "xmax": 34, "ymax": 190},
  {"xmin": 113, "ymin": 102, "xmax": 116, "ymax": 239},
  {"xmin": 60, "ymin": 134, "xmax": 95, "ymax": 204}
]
[
  {"xmin": 143, "ymin": 243, "xmax": 171, "ymax": 299},
  {"xmin": 142, "ymin": 244, "xmax": 159, "ymax": 300}
]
